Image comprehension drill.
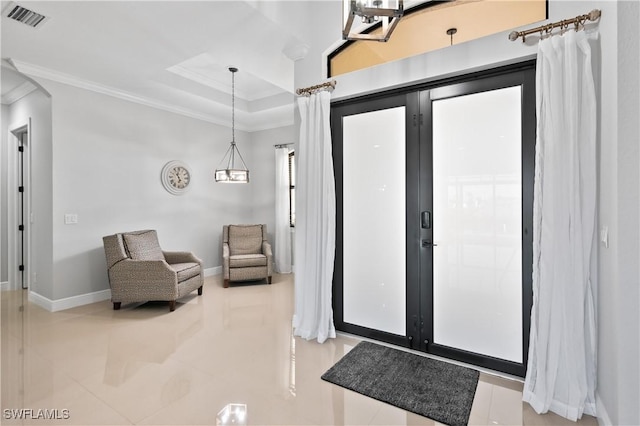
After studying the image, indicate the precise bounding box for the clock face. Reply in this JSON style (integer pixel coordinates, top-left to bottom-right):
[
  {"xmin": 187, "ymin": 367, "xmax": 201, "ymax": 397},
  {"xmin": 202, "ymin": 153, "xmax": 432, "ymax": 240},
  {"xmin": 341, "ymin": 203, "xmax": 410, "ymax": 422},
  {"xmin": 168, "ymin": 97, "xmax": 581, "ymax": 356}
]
[
  {"xmin": 161, "ymin": 161, "xmax": 191, "ymax": 195},
  {"xmin": 168, "ymin": 166, "xmax": 190, "ymax": 189}
]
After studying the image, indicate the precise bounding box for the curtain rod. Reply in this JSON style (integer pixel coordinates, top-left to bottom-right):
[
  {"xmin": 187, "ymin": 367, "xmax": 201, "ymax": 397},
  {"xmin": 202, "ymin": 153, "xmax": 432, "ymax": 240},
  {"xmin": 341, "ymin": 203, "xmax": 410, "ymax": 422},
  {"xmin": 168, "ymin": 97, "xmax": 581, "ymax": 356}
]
[
  {"xmin": 296, "ymin": 80, "xmax": 337, "ymax": 96},
  {"xmin": 274, "ymin": 143, "xmax": 294, "ymax": 148},
  {"xmin": 509, "ymin": 9, "xmax": 601, "ymax": 43}
]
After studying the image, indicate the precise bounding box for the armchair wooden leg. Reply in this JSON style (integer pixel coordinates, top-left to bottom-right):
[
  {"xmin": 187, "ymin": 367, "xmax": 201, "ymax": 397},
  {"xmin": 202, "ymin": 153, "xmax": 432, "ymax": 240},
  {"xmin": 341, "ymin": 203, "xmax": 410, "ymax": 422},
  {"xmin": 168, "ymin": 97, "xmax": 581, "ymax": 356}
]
[
  {"xmin": 198, "ymin": 286, "xmax": 203, "ymax": 295},
  {"xmin": 224, "ymin": 279, "xmax": 229, "ymax": 288},
  {"xmin": 267, "ymin": 276, "xmax": 272, "ymax": 284},
  {"xmin": 169, "ymin": 300, "xmax": 176, "ymax": 312},
  {"xmin": 113, "ymin": 302, "xmax": 121, "ymax": 310}
]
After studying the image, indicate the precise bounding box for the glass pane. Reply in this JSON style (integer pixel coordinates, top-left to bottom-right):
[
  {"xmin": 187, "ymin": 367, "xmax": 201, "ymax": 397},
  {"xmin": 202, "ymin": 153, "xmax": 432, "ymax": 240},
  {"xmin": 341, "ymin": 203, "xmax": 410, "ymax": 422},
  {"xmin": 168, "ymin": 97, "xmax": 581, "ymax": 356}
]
[
  {"xmin": 432, "ymin": 86, "xmax": 522, "ymax": 363},
  {"xmin": 343, "ymin": 106, "xmax": 406, "ymax": 336}
]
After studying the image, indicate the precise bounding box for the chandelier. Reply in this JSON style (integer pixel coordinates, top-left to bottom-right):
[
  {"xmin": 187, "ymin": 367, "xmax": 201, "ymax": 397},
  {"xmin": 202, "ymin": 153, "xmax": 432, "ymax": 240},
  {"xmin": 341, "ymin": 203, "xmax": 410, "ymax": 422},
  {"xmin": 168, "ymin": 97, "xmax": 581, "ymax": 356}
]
[{"xmin": 215, "ymin": 67, "xmax": 249, "ymax": 183}]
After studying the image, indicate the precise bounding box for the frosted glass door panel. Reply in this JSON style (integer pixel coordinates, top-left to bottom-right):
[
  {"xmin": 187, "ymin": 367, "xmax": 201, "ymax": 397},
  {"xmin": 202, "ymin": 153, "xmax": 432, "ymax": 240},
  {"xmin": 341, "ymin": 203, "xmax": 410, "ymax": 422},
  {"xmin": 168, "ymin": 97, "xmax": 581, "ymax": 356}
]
[
  {"xmin": 432, "ymin": 87, "xmax": 522, "ymax": 362},
  {"xmin": 343, "ymin": 107, "xmax": 406, "ymax": 336}
]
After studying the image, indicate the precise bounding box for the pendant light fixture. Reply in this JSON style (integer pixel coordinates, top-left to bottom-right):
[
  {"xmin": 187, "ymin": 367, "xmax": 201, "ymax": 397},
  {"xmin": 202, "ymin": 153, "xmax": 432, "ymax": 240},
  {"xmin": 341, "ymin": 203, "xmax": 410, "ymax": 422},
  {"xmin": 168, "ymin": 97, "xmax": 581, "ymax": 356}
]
[
  {"xmin": 215, "ymin": 67, "xmax": 249, "ymax": 183},
  {"xmin": 343, "ymin": 0, "xmax": 404, "ymax": 42}
]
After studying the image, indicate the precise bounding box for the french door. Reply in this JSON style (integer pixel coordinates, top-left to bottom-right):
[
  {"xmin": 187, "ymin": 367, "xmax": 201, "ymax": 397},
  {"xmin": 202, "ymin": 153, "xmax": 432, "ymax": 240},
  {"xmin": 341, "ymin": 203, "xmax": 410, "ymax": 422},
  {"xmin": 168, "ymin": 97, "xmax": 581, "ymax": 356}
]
[{"xmin": 332, "ymin": 63, "xmax": 535, "ymax": 376}]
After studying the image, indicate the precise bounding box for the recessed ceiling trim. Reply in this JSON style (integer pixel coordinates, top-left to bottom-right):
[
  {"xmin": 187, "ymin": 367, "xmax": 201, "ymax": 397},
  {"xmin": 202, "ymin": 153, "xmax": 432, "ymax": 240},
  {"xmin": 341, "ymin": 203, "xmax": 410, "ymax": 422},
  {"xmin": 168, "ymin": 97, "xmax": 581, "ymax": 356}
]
[
  {"xmin": 167, "ymin": 62, "xmax": 288, "ymax": 102},
  {"xmin": 8, "ymin": 59, "xmax": 291, "ymax": 132},
  {"xmin": 4, "ymin": 3, "xmax": 49, "ymax": 28}
]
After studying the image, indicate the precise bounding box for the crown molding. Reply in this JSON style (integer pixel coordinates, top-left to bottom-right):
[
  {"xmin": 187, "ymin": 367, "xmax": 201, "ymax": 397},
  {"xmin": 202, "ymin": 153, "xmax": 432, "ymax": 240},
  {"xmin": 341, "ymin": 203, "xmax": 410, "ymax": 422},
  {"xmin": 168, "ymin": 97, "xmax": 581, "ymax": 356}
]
[
  {"xmin": 8, "ymin": 59, "xmax": 291, "ymax": 132},
  {"xmin": 1, "ymin": 80, "xmax": 37, "ymax": 105}
]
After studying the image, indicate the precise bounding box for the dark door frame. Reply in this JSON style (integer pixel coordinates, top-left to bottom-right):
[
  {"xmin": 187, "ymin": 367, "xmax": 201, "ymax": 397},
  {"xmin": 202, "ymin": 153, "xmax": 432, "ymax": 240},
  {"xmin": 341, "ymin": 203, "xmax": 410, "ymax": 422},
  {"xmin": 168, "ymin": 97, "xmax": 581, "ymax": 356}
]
[
  {"xmin": 331, "ymin": 60, "xmax": 536, "ymax": 377},
  {"xmin": 418, "ymin": 67, "xmax": 536, "ymax": 377},
  {"xmin": 331, "ymin": 92, "xmax": 421, "ymax": 348}
]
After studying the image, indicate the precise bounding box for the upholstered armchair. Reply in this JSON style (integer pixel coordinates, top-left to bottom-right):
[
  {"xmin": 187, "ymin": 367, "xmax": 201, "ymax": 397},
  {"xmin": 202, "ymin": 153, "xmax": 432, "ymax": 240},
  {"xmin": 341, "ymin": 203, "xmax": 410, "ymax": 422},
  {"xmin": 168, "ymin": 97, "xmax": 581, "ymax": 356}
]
[
  {"xmin": 222, "ymin": 224, "xmax": 272, "ymax": 288},
  {"xmin": 102, "ymin": 230, "xmax": 203, "ymax": 312}
]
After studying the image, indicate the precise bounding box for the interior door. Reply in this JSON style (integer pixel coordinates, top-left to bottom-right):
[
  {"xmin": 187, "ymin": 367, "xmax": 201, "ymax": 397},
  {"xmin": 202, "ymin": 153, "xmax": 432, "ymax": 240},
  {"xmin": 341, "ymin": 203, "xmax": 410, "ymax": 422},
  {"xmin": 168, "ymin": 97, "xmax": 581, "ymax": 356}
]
[
  {"xmin": 419, "ymin": 69, "xmax": 535, "ymax": 376},
  {"xmin": 18, "ymin": 130, "xmax": 27, "ymax": 289}
]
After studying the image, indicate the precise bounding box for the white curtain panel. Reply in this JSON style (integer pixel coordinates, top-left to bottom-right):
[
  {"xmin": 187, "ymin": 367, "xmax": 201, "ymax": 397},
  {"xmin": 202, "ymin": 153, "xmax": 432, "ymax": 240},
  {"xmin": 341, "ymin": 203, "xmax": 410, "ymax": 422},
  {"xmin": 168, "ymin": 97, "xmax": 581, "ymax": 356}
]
[
  {"xmin": 274, "ymin": 147, "xmax": 292, "ymax": 274},
  {"xmin": 523, "ymin": 30, "xmax": 598, "ymax": 421},
  {"xmin": 293, "ymin": 91, "xmax": 336, "ymax": 344}
]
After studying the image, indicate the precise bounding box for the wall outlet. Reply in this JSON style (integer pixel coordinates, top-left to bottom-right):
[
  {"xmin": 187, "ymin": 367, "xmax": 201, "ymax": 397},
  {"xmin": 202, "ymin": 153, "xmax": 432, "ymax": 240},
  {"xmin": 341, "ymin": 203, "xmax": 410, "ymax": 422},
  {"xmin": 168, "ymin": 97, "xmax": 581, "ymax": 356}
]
[{"xmin": 64, "ymin": 213, "xmax": 78, "ymax": 225}]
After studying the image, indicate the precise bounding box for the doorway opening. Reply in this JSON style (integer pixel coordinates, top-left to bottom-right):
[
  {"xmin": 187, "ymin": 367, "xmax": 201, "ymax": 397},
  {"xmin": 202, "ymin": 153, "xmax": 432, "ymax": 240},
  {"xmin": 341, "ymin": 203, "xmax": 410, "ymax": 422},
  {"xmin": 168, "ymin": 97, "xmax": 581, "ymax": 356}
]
[{"xmin": 9, "ymin": 122, "xmax": 31, "ymax": 291}]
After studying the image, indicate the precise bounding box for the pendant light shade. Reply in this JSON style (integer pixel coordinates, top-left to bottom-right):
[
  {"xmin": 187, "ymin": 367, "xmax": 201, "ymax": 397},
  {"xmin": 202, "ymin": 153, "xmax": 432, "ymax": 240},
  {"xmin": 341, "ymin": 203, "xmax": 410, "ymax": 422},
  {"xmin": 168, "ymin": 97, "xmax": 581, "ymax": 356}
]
[{"xmin": 215, "ymin": 67, "xmax": 249, "ymax": 183}]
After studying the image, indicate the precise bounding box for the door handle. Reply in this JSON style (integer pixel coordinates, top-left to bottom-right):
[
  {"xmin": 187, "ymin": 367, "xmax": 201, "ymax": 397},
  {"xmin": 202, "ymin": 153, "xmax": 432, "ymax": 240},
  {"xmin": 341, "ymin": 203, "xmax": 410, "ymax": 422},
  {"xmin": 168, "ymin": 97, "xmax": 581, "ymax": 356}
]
[
  {"xmin": 421, "ymin": 211, "xmax": 431, "ymax": 229},
  {"xmin": 421, "ymin": 240, "xmax": 438, "ymax": 248}
]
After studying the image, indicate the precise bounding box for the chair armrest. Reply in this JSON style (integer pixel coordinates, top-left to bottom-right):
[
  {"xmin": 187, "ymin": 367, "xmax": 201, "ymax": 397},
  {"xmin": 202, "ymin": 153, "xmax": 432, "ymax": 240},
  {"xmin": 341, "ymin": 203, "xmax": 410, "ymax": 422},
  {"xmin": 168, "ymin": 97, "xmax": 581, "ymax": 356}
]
[
  {"xmin": 222, "ymin": 243, "xmax": 230, "ymax": 280},
  {"xmin": 163, "ymin": 251, "xmax": 202, "ymax": 265},
  {"xmin": 108, "ymin": 259, "xmax": 178, "ymax": 300},
  {"xmin": 262, "ymin": 241, "xmax": 273, "ymax": 276},
  {"xmin": 262, "ymin": 241, "xmax": 272, "ymax": 258}
]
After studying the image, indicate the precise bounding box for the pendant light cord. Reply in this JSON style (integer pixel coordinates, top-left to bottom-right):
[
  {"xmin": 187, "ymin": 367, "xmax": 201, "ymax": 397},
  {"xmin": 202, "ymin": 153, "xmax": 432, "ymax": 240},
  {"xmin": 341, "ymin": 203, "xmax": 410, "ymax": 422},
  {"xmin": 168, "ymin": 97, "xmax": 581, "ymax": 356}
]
[
  {"xmin": 231, "ymin": 68, "xmax": 235, "ymax": 145},
  {"xmin": 215, "ymin": 66, "xmax": 248, "ymax": 174}
]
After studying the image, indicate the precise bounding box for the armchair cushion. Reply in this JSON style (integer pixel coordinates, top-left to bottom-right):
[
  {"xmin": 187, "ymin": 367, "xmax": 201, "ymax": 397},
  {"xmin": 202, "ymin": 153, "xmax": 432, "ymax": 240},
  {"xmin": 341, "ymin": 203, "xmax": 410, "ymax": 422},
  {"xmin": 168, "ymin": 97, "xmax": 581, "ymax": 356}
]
[
  {"xmin": 169, "ymin": 262, "xmax": 202, "ymax": 282},
  {"xmin": 123, "ymin": 231, "xmax": 164, "ymax": 261},
  {"xmin": 229, "ymin": 254, "xmax": 268, "ymax": 268},
  {"xmin": 228, "ymin": 225, "xmax": 263, "ymax": 255}
]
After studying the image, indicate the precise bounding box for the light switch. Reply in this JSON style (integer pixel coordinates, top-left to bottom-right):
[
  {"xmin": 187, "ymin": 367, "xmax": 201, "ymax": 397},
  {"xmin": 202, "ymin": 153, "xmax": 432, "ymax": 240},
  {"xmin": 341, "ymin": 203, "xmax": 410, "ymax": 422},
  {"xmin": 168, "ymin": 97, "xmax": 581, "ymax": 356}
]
[{"xmin": 64, "ymin": 214, "xmax": 78, "ymax": 225}]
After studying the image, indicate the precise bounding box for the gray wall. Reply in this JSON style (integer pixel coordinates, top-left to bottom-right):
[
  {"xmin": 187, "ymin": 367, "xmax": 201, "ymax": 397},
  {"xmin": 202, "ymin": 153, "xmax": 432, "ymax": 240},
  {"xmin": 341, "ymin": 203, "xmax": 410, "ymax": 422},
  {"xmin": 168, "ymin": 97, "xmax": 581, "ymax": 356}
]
[
  {"xmin": 294, "ymin": 1, "xmax": 639, "ymax": 425},
  {"xmin": 2, "ymin": 74, "xmax": 295, "ymax": 302},
  {"xmin": 249, "ymin": 124, "xmax": 295, "ymax": 245},
  {"xmin": 22, "ymin": 77, "xmax": 274, "ymax": 301}
]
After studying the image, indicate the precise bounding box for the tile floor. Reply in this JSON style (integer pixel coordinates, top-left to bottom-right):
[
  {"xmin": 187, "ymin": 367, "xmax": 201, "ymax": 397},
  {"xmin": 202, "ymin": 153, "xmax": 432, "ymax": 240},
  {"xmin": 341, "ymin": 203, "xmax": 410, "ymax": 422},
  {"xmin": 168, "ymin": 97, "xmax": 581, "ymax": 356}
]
[{"xmin": 1, "ymin": 274, "xmax": 598, "ymax": 425}]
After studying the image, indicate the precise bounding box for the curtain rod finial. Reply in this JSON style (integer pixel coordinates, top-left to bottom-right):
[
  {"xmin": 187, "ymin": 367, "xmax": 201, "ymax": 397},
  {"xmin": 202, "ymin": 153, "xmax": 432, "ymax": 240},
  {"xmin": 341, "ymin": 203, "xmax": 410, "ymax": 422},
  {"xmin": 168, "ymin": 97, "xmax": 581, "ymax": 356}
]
[
  {"xmin": 589, "ymin": 9, "xmax": 601, "ymax": 21},
  {"xmin": 508, "ymin": 31, "xmax": 519, "ymax": 41}
]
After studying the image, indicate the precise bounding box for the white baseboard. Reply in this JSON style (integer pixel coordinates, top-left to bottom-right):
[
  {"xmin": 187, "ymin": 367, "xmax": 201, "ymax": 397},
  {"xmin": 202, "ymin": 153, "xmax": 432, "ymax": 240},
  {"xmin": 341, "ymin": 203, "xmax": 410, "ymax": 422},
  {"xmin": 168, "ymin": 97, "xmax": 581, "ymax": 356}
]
[
  {"xmin": 596, "ymin": 393, "xmax": 613, "ymax": 426},
  {"xmin": 0, "ymin": 281, "xmax": 10, "ymax": 291},
  {"xmin": 204, "ymin": 266, "xmax": 222, "ymax": 277},
  {"xmin": 29, "ymin": 289, "xmax": 112, "ymax": 312},
  {"xmin": 27, "ymin": 268, "xmax": 221, "ymax": 312}
]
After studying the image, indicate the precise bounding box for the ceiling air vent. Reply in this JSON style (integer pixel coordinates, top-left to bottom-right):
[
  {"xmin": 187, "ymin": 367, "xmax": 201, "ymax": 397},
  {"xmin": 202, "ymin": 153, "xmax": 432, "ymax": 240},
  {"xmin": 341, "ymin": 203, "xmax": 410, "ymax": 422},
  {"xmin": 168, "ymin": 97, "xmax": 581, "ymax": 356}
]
[{"xmin": 5, "ymin": 3, "xmax": 48, "ymax": 28}]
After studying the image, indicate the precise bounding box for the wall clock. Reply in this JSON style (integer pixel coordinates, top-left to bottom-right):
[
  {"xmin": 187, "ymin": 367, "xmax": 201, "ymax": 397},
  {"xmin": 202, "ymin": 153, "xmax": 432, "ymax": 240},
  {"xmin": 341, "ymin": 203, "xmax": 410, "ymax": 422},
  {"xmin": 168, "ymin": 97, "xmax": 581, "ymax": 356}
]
[{"xmin": 161, "ymin": 161, "xmax": 191, "ymax": 195}]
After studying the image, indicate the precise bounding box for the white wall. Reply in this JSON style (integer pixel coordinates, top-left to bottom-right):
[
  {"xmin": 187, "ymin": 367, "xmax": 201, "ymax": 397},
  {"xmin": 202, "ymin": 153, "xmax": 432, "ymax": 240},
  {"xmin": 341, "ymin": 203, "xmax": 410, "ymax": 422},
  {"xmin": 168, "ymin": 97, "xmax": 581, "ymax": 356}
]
[
  {"xmin": 294, "ymin": 1, "xmax": 639, "ymax": 425},
  {"xmin": 6, "ymin": 89, "xmax": 53, "ymax": 298}
]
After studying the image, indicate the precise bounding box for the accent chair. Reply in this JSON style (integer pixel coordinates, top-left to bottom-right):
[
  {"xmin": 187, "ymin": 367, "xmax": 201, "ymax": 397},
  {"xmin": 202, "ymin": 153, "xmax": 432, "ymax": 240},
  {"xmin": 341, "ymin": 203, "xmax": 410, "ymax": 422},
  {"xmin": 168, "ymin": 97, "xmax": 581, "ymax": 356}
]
[
  {"xmin": 102, "ymin": 230, "xmax": 203, "ymax": 312},
  {"xmin": 222, "ymin": 224, "xmax": 273, "ymax": 288}
]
